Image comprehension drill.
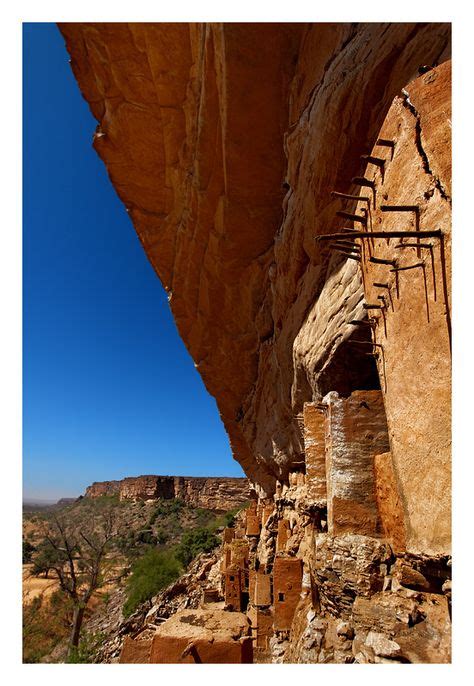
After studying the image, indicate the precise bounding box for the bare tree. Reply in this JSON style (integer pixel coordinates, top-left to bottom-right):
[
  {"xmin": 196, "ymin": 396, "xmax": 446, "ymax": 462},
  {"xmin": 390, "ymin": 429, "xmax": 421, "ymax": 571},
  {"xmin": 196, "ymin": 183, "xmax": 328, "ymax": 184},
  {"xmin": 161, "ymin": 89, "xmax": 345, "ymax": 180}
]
[{"xmin": 35, "ymin": 507, "xmax": 124, "ymax": 658}]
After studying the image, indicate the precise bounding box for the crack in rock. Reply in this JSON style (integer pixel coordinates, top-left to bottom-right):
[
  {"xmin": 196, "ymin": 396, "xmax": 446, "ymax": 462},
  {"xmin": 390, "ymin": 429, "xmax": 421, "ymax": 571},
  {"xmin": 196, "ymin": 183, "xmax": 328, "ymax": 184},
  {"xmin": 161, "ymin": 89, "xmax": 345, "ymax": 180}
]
[{"xmin": 401, "ymin": 88, "xmax": 451, "ymax": 204}]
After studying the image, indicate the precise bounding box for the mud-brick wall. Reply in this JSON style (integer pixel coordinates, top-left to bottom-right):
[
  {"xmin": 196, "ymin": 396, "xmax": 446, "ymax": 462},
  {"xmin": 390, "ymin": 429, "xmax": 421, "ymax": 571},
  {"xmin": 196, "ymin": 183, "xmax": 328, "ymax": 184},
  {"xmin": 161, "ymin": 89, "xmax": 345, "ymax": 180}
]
[
  {"xmin": 303, "ymin": 403, "xmax": 327, "ymax": 505},
  {"xmin": 324, "ymin": 390, "xmax": 390, "ymax": 537},
  {"xmin": 273, "ymin": 557, "xmax": 303, "ymax": 631}
]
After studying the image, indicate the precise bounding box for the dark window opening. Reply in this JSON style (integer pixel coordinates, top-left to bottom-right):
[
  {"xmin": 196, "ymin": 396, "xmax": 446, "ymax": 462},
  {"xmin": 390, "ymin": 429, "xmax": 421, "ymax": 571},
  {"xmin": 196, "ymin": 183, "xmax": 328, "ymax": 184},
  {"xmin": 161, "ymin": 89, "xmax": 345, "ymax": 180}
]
[
  {"xmin": 317, "ymin": 325, "xmax": 381, "ymax": 398},
  {"xmin": 278, "ymin": 593, "xmax": 285, "ymax": 602}
]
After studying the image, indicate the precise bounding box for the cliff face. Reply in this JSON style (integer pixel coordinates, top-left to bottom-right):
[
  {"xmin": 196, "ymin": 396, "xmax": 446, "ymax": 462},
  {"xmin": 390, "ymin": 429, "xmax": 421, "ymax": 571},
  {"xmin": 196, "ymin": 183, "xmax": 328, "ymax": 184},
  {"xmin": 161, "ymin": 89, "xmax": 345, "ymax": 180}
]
[
  {"xmin": 84, "ymin": 475, "xmax": 251, "ymax": 511},
  {"xmin": 85, "ymin": 480, "xmax": 121, "ymax": 498},
  {"xmin": 59, "ymin": 22, "xmax": 449, "ymax": 499},
  {"xmin": 60, "ymin": 23, "xmax": 451, "ymax": 663},
  {"xmin": 119, "ymin": 475, "xmax": 176, "ymax": 501},
  {"xmin": 59, "ymin": 22, "xmax": 301, "ymax": 491},
  {"xmin": 173, "ymin": 476, "xmax": 252, "ymax": 511},
  {"xmin": 354, "ymin": 61, "xmax": 451, "ymax": 555}
]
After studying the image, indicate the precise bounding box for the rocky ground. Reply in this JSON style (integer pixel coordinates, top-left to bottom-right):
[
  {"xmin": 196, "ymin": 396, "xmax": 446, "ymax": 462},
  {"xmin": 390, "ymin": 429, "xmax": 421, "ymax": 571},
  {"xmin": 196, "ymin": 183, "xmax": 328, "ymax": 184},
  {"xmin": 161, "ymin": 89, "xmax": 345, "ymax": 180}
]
[
  {"xmin": 259, "ymin": 487, "xmax": 452, "ymax": 664},
  {"xmin": 88, "ymin": 498, "xmax": 452, "ymax": 664},
  {"xmin": 84, "ymin": 549, "xmax": 223, "ymax": 663}
]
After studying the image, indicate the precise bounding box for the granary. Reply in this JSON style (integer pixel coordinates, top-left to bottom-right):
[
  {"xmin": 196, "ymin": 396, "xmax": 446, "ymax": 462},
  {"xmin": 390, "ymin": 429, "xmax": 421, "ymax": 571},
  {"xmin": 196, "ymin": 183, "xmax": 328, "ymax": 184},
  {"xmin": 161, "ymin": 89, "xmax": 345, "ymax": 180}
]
[
  {"xmin": 261, "ymin": 504, "xmax": 274, "ymax": 527},
  {"xmin": 246, "ymin": 509, "xmax": 261, "ymax": 537},
  {"xmin": 230, "ymin": 539, "xmax": 250, "ymax": 568},
  {"xmin": 273, "ymin": 557, "xmax": 303, "ymax": 632},
  {"xmin": 276, "ymin": 519, "xmax": 291, "ymax": 552},
  {"xmin": 247, "ymin": 606, "xmax": 274, "ymax": 651},
  {"xmin": 303, "ymin": 390, "xmax": 397, "ymax": 539},
  {"xmin": 202, "ymin": 587, "xmax": 221, "ymax": 604},
  {"xmin": 220, "ymin": 544, "xmax": 232, "ymax": 572},
  {"xmin": 224, "ymin": 563, "xmax": 243, "ymax": 611},
  {"xmin": 248, "ymin": 569, "xmax": 272, "ymax": 607},
  {"xmin": 223, "ymin": 527, "xmax": 235, "ymax": 544}
]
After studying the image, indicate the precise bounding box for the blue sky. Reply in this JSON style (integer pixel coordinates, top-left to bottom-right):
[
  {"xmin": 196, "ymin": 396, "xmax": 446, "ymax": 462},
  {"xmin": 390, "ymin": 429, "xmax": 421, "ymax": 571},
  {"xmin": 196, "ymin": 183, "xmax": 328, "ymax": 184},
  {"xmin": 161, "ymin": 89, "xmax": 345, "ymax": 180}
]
[{"xmin": 23, "ymin": 23, "xmax": 242, "ymax": 500}]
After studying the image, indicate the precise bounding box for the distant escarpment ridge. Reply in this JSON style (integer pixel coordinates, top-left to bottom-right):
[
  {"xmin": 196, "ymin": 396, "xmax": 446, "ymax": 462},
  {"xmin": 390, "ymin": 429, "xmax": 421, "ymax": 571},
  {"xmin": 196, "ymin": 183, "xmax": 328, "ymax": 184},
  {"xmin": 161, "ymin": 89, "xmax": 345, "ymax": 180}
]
[{"xmin": 84, "ymin": 475, "xmax": 252, "ymax": 511}]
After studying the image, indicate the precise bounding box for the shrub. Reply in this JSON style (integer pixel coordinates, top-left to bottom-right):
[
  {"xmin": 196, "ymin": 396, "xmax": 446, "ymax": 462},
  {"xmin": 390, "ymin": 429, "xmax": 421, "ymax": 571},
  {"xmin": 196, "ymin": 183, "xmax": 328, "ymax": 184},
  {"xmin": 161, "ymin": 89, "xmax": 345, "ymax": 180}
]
[
  {"xmin": 78, "ymin": 494, "xmax": 120, "ymax": 509},
  {"xmin": 147, "ymin": 510, "xmax": 159, "ymax": 527},
  {"xmin": 194, "ymin": 508, "xmax": 215, "ymax": 527},
  {"xmin": 168, "ymin": 498, "xmax": 185, "ymax": 513},
  {"xmin": 151, "ymin": 498, "xmax": 185, "ymax": 518},
  {"xmin": 209, "ymin": 504, "xmax": 245, "ymax": 532},
  {"xmin": 155, "ymin": 528, "xmax": 169, "ymax": 545},
  {"xmin": 222, "ymin": 508, "xmax": 239, "ymax": 528},
  {"xmin": 66, "ymin": 631, "xmax": 105, "ymax": 663},
  {"xmin": 23, "ymin": 540, "xmax": 36, "ymax": 564},
  {"xmin": 175, "ymin": 528, "xmax": 219, "ymax": 568},
  {"xmin": 135, "ymin": 530, "xmax": 158, "ymax": 546},
  {"xmin": 123, "ymin": 549, "xmax": 182, "ymax": 617}
]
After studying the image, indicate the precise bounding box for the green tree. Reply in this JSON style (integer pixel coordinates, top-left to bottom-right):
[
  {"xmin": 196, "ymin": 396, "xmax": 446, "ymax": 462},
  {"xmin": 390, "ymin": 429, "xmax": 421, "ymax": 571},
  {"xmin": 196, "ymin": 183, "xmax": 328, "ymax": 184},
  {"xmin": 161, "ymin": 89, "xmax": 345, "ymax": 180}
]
[
  {"xmin": 31, "ymin": 539, "xmax": 61, "ymax": 578},
  {"xmin": 135, "ymin": 529, "xmax": 158, "ymax": 546}
]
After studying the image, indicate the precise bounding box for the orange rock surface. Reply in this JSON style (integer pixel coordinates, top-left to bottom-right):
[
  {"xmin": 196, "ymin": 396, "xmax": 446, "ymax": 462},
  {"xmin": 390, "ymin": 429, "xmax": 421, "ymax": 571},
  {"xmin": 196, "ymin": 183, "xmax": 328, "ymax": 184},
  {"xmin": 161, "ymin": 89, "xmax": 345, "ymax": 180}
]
[{"xmin": 60, "ymin": 23, "xmax": 451, "ymax": 557}]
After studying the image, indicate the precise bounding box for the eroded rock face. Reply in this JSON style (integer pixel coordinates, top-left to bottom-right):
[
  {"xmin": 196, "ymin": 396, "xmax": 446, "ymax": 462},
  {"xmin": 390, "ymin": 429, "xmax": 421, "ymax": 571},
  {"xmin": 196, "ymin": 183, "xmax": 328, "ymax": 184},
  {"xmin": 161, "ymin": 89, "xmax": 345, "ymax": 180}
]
[
  {"xmin": 119, "ymin": 475, "xmax": 175, "ymax": 501},
  {"xmin": 84, "ymin": 480, "xmax": 121, "ymax": 498},
  {"xmin": 172, "ymin": 476, "xmax": 251, "ymax": 510},
  {"xmin": 84, "ymin": 474, "xmax": 251, "ymax": 510},
  {"xmin": 59, "ymin": 23, "xmax": 450, "ymax": 503},
  {"xmin": 357, "ymin": 62, "xmax": 452, "ymax": 555}
]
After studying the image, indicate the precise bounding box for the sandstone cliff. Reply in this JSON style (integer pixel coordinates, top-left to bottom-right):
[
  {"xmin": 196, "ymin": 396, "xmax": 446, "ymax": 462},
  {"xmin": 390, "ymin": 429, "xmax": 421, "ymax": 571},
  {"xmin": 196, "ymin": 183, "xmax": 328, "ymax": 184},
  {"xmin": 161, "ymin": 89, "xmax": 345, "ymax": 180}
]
[
  {"xmin": 85, "ymin": 480, "xmax": 121, "ymax": 498},
  {"xmin": 59, "ymin": 23, "xmax": 451, "ymax": 663},
  {"xmin": 84, "ymin": 474, "xmax": 251, "ymax": 511}
]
